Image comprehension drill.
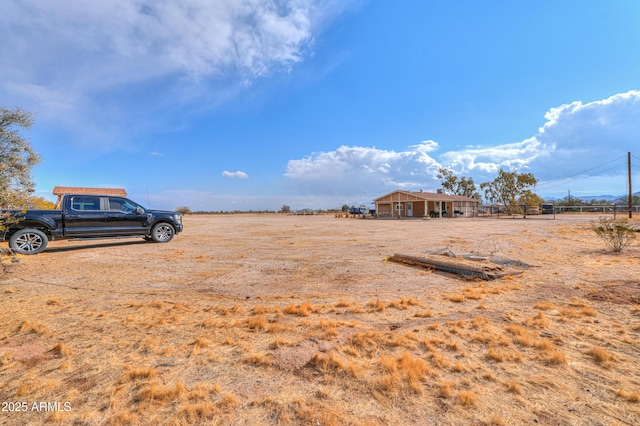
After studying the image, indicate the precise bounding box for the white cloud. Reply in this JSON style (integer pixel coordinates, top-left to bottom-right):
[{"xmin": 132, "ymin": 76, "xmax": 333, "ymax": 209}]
[
  {"xmin": 284, "ymin": 141, "xmax": 442, "ymax": 198},
  {"xmin": 222, "ymin": 170, "xmax": 250, "ymax": 179},
  {"xmin": 535, "ymin": 90, "xmax": 640, "ymax": 173},
  {"xmin": 0, "ymin": 1, "xmax": 322, "ymax": 86},
  {"xmin": 439, "ymin": 137, "xmax": 554, "ymax": 176}
]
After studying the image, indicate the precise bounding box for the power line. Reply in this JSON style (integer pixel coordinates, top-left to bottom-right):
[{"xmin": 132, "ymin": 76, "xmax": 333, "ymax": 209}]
[
  {"xmin": 536, "ymin": 155, "xmax": 626, "ymax": 189},
  {"xmin": 536, "ymin": 154, "xmax": 627, "ymax": 188}
]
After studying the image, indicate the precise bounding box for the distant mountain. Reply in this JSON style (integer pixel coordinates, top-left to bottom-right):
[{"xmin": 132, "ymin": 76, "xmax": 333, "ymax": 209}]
[
  {"xmin": 544, "ymin": 191, "xmax": 640, "ymax": 203},
  {"xmin": 612, "ymin": 191, "xmax": 640, "ymax": 203},
  {"xmin": 585, "ymin": 194, "xmax": 622, "ymax": 202}
]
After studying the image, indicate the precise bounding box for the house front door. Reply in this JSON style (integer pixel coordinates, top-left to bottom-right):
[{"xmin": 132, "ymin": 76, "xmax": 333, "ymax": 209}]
[{"xmin": 406, "ymin": 203, "xmax": 413, "ymax": 217}]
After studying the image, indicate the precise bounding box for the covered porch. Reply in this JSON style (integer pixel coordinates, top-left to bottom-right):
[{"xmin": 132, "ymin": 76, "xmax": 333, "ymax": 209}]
[{"xmin": 373, "ymin": 190, "xmax": 478, "ymax": 219}]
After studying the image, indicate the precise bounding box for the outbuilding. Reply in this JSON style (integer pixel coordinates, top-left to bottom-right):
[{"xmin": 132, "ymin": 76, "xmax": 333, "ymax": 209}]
[
  {"xmin": 52, "ymin": 186, "xmax": 127, "ymax": 209},
  {"xmin": 373, "ymin": 190, "xmax": 479, "ymax": 218}
]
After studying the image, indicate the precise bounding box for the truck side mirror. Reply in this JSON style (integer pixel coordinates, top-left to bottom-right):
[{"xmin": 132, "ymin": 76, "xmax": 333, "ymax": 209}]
[{"xmin": 135, "ymin": 207, "xmax": 145, "ymax": 215}]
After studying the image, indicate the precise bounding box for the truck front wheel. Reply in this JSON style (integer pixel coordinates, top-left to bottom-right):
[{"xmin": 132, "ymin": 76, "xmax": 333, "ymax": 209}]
[
  {"xmin": 9, "ymin": 229, "xmax": 49, "ymax": 255},
  {"xmin": 150, "ymin": 223, "xmax": 175, "ymax": 243}
]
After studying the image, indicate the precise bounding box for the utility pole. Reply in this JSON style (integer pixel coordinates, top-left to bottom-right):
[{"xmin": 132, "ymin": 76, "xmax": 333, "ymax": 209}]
[{"xmin": 629, "ymin": 152, "xmax": 633, "ymax": 219}]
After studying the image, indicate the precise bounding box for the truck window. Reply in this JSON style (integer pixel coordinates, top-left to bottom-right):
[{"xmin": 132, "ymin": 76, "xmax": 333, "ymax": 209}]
[
  {"xmin": 108, "ymin": 197, "xmax": 138, "ymax": 213},
  {"xmin": 71, "ymin": 196, "xmax": 101, "ymax": 211}
]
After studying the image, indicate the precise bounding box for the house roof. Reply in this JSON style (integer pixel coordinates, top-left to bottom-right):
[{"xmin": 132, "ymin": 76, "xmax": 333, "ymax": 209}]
[
  {"xmin": 373, "ymin": 190, "xmax": 478, "ymax": 203},
  {"xmin": 52, "ymin": 186, "xmax": 127, "ymax": 196}
]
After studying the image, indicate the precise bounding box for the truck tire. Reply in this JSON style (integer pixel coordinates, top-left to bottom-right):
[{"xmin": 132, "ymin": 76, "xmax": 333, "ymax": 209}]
[
  {"xmin": 150, "ymin": 223, "xmax": 175, "ymax": 243},
  {"xmin": 9, "ymin": 228, "xmax": 49, "ymax": 255}
]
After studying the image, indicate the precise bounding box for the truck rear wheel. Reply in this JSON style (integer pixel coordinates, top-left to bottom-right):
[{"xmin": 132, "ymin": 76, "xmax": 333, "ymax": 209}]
[
  {"xmin": 150, "ymin": 223, "xmax": 175, "ymax": 243},
  {"xmin": 9, "ymin": 228, "xmax": 49, "ymax": 255}
]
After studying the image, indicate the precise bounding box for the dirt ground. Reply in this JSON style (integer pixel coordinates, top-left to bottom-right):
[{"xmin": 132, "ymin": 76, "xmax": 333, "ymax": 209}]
[{"xmin": 1, "ymin": 213, "xmax": 640, "ymax": 425}]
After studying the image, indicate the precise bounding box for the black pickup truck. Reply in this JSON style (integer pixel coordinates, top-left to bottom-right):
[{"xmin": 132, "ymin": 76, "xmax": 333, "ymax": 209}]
[{"xmin": 1, "ymin": 194, "xmax": 183, "ymax": 255}]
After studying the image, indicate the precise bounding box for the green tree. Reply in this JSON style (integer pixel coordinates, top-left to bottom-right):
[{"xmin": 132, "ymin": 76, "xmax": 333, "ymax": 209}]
[
  {"xmin": 519, "ymin": 192, "xmax": 544, "ymax": 207},
  {"xmin": 341, "ymin": 204, "xmax": 350, "ymax": 212},
  {"xmin": 175, "ymin": 206, "xmax": 192, "ymax": 215},
  {"xmin": 280, "ymin": 205, "xmax": 291, "ymax": 213},
  {"xmin": 554, "ymin": 195, "xmax": 587, "ymax": 207},
  {"xmin": 480, "ymin": 169, "xmax": 538, "ymax": 213},
  {"xmin": 436, "ymin": 168, "xmax": 480, "ymax": 199},
  {"xmin": 1, "ymin": 107, "xmax": 40, "ymax": 210},
  {"xmin": 27, "ymin": 195, "xmax": 56, "ymax": 210}
]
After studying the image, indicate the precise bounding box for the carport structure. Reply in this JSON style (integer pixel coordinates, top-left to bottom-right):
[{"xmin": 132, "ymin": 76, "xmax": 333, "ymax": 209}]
[
  {"xmin": 373, "ymin": 190, "xmax": 479, "ymax": 218},
  {"xmin": 52, "ymin": 186, "xmax": 127, "ymax": 209}
]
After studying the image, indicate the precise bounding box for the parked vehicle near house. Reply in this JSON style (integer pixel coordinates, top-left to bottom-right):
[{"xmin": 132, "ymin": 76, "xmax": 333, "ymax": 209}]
[
  {"xmin": 526, "ymin": 206, "xmax": 540, "ymax": 215},
  {"xmin": 349, "ymin": 205, "xmax": 370, "ymax": 215},
  {"xmin": 540, "ymin": 203, "xmax": 554, "ymax": 214},
  {"xmin": 1, "ymin": 194, "xmax": 183, "ymax": 254}
]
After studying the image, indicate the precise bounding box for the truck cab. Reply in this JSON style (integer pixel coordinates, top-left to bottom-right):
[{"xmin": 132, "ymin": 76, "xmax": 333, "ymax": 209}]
[{"xmin": 64, "ymin": 195, "xmax": 152, "ymax": 237}]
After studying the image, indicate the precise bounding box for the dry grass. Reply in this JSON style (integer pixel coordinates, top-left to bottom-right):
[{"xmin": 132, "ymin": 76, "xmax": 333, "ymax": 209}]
[
  {"xmin": 120, "ymin": 367, "xmax": 158, "ymax": 383},
  {"xmin": 414, "ymin": 309, "xmax": 433, "ymax": 318},
  {"xmin": 444, "ymin": 293, "xmax": 466, "ymax": 303},
  {"xmin": 18, "ymin": 319, "xmax": 51, "ymax": 336},
  {"xmin": 457, "ymin": 390, "xmax": 478, "ymax": 406},
  {"xmin": 246, "ymin": 315, "xmax": 268, "ymax": 331},
  {"xmin": 283, "ymin": 301, "xmax": 317, "ymax": 316},
  {"xmin": 617, "ymin": 388, "xmax": 640, "ymax": 403},
  {"xmin": 51, "ymin": 341, "xmax": 73, "ymax": 357},
  {"xmin": 309, "ymin": 352, "xmax": 360, "ymax": 377},
  {"xmin": 487, "ymin": 347, "xmax": 506, "ymax": 362},
  {"xmin": 505, "ymin": 378, "xmax": 522, "ymax": 394},
  {"xmin": 587, "ymin": 346, "xmax": 616, "ymax": 365},
  {"xmin": 534, "ymin": 301, "xmax": 554, "ymax": 310},
  {"xmin": 242, "ymin": 352, "xmax": 272, "ymax": 366},
  {"xmin": 2, "ymin": 214, "xmax": 640, "ymax": 425},
  {"xmin": 136, "ymin": 381, "xmax": 187, "ymax": 402}
]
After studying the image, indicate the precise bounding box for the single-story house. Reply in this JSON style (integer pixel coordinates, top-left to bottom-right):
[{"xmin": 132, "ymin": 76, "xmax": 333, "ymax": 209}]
[
  {"xmin": 52, "ymin": 186, "xmax": 127, "ymax": 209},
  {"xmin": 373, "ymin": 190, "xmax": 479, "ymax": 218}
]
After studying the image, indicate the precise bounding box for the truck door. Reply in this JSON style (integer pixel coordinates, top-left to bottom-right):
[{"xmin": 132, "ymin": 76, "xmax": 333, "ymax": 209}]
[
  {"xmin": 64, "ymin": 195, "xmax": 108, "ymax": 237},
  {"xmin": 104, "ymin": 197, "xmax": 148, "ymax": 235}
]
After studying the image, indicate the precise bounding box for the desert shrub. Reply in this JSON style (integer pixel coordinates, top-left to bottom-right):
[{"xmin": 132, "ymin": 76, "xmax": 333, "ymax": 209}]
[{"xmin": 591, "ymin": 217, "xmax": 637, "ymax": 252}]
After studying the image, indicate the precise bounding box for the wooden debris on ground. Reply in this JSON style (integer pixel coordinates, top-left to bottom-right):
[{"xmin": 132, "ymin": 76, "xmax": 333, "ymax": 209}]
[{"xmin": 386, "ymin": 252, "xmax": 530, "ymax": 280}]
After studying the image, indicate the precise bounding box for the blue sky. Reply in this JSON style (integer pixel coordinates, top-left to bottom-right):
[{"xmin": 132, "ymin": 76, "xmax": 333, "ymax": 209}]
[{"xmin": 2, "ymin": 1, "xmax": 640, "ymax": 211}]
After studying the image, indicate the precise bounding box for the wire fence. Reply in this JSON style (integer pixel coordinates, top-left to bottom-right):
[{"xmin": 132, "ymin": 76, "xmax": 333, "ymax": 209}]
[
  {"xmin": 554, "ymin": 205, "xmax": 640, "ymax": 214},
  {"xmin": 477, "ymin": 204, "xmax": 640, "ymax": 219}
]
